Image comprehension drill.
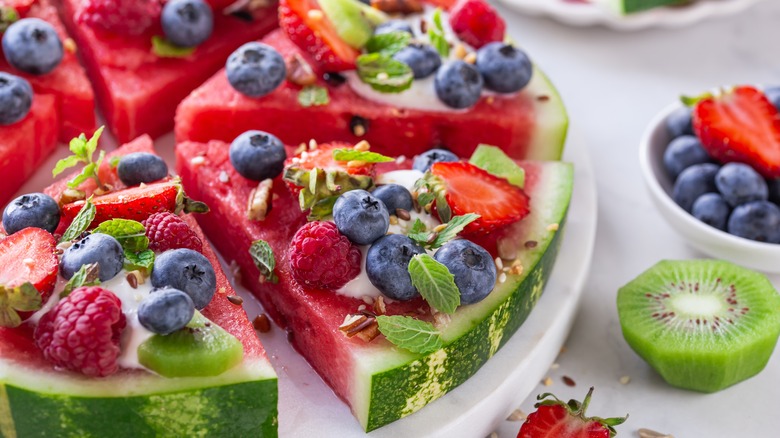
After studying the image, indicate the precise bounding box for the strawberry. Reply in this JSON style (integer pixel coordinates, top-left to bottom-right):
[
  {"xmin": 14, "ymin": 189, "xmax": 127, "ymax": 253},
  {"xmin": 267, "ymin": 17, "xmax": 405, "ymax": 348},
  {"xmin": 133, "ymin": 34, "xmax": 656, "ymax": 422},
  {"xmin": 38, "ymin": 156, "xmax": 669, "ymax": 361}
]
[
  {"xmin": 61, "ymin": 181, "xmax": 181, "ymax": 226},
  {"xmin": 692, "ymin": 86, "xmax": 780, "ymax": 178},
  {"xmin": 427, "ymin": 161, "xmax": 530, "ymax": 234},
  {"xmin": 278, "ymin": 0, "xmax": 359, "ymax": 72},
  {"xmin": 518, "ymin": 387, "xmax": 627, "ymax": 438},
  {"xmin": 448, "ymin": 0, "xmax": 506, "ymax": 49},
  {"xmin": 0, "ymin": 228, "xmax": 59, "ymax": 324}
]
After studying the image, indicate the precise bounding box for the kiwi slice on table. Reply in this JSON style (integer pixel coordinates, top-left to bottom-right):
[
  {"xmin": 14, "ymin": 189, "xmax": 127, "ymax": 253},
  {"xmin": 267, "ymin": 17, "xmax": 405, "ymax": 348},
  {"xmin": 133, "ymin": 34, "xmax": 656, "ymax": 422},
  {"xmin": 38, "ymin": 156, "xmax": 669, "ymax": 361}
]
[{"xmin": 617, "ymin": 260, "xmax": 780, "ymax": 393}]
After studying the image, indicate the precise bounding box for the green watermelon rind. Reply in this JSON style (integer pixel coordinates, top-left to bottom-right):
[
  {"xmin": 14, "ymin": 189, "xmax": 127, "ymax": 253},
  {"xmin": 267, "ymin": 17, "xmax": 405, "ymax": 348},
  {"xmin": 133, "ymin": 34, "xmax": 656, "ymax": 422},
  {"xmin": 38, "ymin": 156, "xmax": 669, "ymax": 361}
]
[
  {"xmin": 525, "ymin": 68, "xmax": 569, "ymax": 161},
  {"xmin": 352, "ymin": 161, "xmax": 574, "ymax": 431},
  {"xmin": 602, "ymin": 0, "xmax": 686, "ymax": 14},
  {"xmin": 0, "ymin": 359, "xmax": 278, "ymax": 437}
]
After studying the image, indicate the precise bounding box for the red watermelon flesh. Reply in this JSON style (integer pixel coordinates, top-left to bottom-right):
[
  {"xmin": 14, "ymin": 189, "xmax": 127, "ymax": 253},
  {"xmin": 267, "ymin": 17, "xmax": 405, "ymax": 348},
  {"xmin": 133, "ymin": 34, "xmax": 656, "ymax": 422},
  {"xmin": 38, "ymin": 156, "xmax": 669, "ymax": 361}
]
[
  {"xmin": 58, "ymin": 0, "xmax": 278, "ymax": 143},
  {"xmin": 0, "ymin": 138, "xmax": 269, "ymax": 373},
  {"xmin": 175, "ymin": 29, "xmax": 566, "ymax": 160}
]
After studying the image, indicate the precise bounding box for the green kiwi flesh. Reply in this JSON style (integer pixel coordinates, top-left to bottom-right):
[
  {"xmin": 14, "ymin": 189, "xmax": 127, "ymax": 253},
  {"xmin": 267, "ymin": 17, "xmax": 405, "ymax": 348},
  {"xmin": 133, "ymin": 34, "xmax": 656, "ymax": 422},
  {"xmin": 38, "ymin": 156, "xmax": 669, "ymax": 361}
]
[{"xmin": 617, "ymin": 259, "xmax": 780, "ymax": 393}]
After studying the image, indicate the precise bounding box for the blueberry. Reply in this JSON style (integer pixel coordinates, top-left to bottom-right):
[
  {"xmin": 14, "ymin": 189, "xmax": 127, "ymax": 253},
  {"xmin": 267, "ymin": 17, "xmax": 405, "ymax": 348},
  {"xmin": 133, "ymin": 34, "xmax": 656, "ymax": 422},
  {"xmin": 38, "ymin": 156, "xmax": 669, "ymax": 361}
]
[
  {"xmin": 366, "ymin": 234, "xmax": 425, "ymax": 301},
  {"xmin": 765, "ymin": 86, "xmax": 780, "ymax": 111},
  {"xmin": 691, "ymin": 193, "xmax": 731, "ymax": 231},
  {"xmin": 663, "ymin": 136, "xmax": 711, "ymax": 180},
  {"xmin": 434, "ymin": 60, "xmax": 483, "ymax": 109},
  {"xmin": 151, "ymin": 248, "xmax": 217, "ymax": 310},
  {"xmin": 60, "ymin": 234, "xmax": 124, "ymax": 282},
  {"xmin": 475, "ymin": 42, "xmax": 532, "ymax": 94},
  {"xmin": 332, "ymin": 190, "xmax": 389, "ymax": 245},
  {"xmin": 161, "ymin": 0, "xmax": 213, "ymax": 48},
  {"xmin": 2, "ymin": 193, "xmax": 60, "ymax": 234},
  {"xmin": 138, "ymin": 287, "xmax": 195, "ymax": 335},
  {"xmin": 672, "ymin": 163, "xmax": 720, "ymax": 212},
  {"xmin": 226, "ymin": 42, "xmax": 286, "ymax": 98},
  {"xmin": 727, "ymin": 201, "xmax": 780, "ymax": 243},
  {"xmin": 371, "ymin": 184, "xmax": 413, "ymax": 213},
  {"xmin": 229, "ymin": 130, "xmax": 287, "ymax": 181},
  {"xmin": 433, "ymin": 239, "xmax": 496, "ymax": 305},
  {"xmin": 2, "ymin": 18, "xmax": 63, "ymax": 75},
  {"xmin": 374, "ymin": 20, "xmax": 414, "ymax": 36},
  {"xmin": 665, "ymin": 107, "xmax": 694, "ymax": 139},
  {"xmin": 0, "ymin": 72, "xmax": 32, "ymax": 125},
  {"xmin": 714, "ymin": 163, "xmax": 768, "ymax": 207},
  {"xmin": 117, "ymin": 153, "xmax": 168, "ymax": 186},
  {"xmin": 412, "ymin": 148, "xmax": 458, "ymax": 172},
  {"xmin": 392, "ymin": 44, "xmax": 441, "ymax": 79}
]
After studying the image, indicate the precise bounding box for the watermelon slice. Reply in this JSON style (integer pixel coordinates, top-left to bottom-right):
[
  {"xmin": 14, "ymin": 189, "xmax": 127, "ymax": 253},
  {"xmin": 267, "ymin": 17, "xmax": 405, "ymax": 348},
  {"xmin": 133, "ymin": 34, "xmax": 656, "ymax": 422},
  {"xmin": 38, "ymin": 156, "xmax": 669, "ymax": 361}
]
[
  {"xmin": 0, "ymin": 137, "xmax": 278, "ymax": 437},
  {"xmin": 57, "ymin": 0, "xmax": 278, "ymax": 143},
  {"xmin": 176, "ymin": 138, "xmax": 572, "ymax": 430},
  {"xmin": 175, "ymin": 29, "xmax": 569, "ymax": 161}
]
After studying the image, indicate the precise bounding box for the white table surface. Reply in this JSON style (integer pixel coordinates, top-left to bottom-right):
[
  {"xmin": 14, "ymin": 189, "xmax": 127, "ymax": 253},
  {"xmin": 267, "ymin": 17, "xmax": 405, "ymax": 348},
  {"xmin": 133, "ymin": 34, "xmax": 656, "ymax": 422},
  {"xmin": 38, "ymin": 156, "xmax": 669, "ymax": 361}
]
[{"xmin": 491, "ymin": 2, "xmax": 780, "ymax": 437}]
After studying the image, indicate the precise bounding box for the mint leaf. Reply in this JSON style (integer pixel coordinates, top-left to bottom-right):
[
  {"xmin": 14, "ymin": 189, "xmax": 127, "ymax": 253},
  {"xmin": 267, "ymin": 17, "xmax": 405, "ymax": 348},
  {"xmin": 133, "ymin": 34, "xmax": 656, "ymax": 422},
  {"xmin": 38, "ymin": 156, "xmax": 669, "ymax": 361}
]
[
  {"xmin": 125, "ymin": 250, "xmax": 154, "ymax": 275},
  {"xmin": 407, "ymin": 218, "xmax": 430, "ymax": 246},
  {"xmin": 60, "ymin": 198, "xmax": 96, "ymax": 243},
  {"xmin": 0, "ymin": 283, "xmax": 42, "ymax": 328},
  {"xmin": 151, "ymin": 35, "xmax": 195, "ymax": 58},
  {"xmin": 365, "ymin": 31, "xmax": 411, "ymax": 56},
  {"xmin": 332, "ymin": 149, "xmax": 394, "ymax": 163},
  {"xmin": 356, "ymin": 53, "xmax": 413, "ymax": 94},
  {"xmin": 298, "ymin": 85, "xmax": 330, "ymax": 107},
  {"xmin": 249, "ymin": 240, "xmax": 278, "ymax": 283},
  {"xmin": 430, "ymin": 214, "xmax": 480, "ymax": 249},
  {"xmin": 93, "ymin": 219, "xmax": 149, "ymax": 253},
  {"xmin": 54, "ymin": 127, "xmax": 107, "ymax": 189},
  {"xmin": 408, "ymin": 254, "xmax": 460, "ymax": 314},
  {"xmin": 469, "ymin": 144, "xmax": 525, "ymax": 188},
  {"xmin": 428, "ymin": 8, "xmax": 449, "ymax": 58},
  {"xmin": 376, "ymin": 315, "xmax": 443, "ymax": 354},
  {"xmin": 52, "ymin": 155, "xmax": 82, "ymax": 178},
  {"xmin": 61, "ymin": 263, "xmax": 101, "ymax": 297}
]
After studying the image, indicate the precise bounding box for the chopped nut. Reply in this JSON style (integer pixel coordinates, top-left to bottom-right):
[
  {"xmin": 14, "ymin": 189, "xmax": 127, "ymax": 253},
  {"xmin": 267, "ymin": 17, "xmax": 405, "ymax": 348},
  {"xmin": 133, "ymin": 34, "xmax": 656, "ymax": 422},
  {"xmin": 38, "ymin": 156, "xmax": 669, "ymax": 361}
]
[
  {"xmin": 389, "ymin": 215, "xmax": 399, "ymax": 225},
  {"xmin": 506, "ymin": 409, "xmax": 526, "ymax": 422},
  {"xmin": 362, "ymin": 295, "xmax": 374, "ymax": 305},
  {"xmin": 126, "ymin": 273, "xmax": 138, "ymax": 289},
  {"xmin": 357, "ymin": 304, "xmax": 366, "ymax": 312},
  {"xmin": 63, "ymin": 38, "xmax": 77, "ymax": 54},
  {"xmin": 126, "ymin": 270, "xmax": 145, "ymax": 286},
  {"xmin": 453, "ymin": 43, "xmax": 468, "ymax": 60},
  {"xmin": 524, "ymin": 240, "xmax": 538, "ymax": 249},
  {"xmin": 309, "ymin": 139, "xmax": 318, "ymax": 150},
  {"xmin": 218, "ymin": 171, "xmax": 230, "ymax": 183},
  {"xmin": 23, "ymin": 258, "xmax": 34, "ymax": 269},
  {"xmin": 396, "ymin": 155, "xmax": 406, "ymax": 164},
  {"xmin": 464, "ymin": 52, "xmax": 477, "ymax": 64},
  {"xmin": 433, "ymin": 311, "xmax": 450, "ymax": 327},
  {"xmin": 494, "ymin": 257, "xmax": 503, "ymax": 271},
  {"xmin": 562, "ymin": 375, "xmax": 576, "ymax": 387},
  {"xmin": 191, "ymin": 156, "xmax": 205, "ymax": 166},
  {"xmin": 426, "ymin": 232, "xmax": 438, "ymax": 244},
  {"xmin": 542, "ymin": 376, "xmax": 553, "ymax": 387},
  {"xmin": 339, "ymin": 313, "xmax": 379, "ymax": 341},
  {"xmin": 218, "ymin": 287, "xmax": 227, "ymax": 294},
  {"xmin": 373, "ymin": 296, "xmax": 386, "ymax": 315},
  {"xmin": 253, "ymin": 314, "xmax": 272, "ymax": 333},
  {"xmin": 537, "ymin": 95, "xmax": 551, "ymax": 102},
  {"xmin": 496, "ymin": 239, "xmax": 517, "ymax": 261},
  {"xmin": 550, "ymin": 362, "xmax": 560, "ymax": 370},
  {"xmin": 508, "ymin": 261, "xmax": 524, "ymax": 276},
  {"xmin": 59, "ymin": 188, "xmax": 86, "ymax": 205},
  {"xmin": 638, "ymin": 429, "xmax": 674, "ymax": 438},
  {"xmin": 619, "ymin": 376, "xmax": 631, "ymax": 385},
  {"xmin": 227, "ymin": 295, "xmax": 244, "ymax": 305},
  {"xmin": 547, "ymin": 223, "xmax": 560, "ymax": 231},
  {"xmin": 498, "ymin": 272, "xmax": 507, "ymax": 284},
  {"xmin": 247, "ymin": 179, "xmax": 273, "ymax": 221},
  {"xmin": 350, "ymin": 117, "xmax": 369, "ymax": 137},
  {"xmin": 370, "ymin": 0, "xmax": 423, "ymax": 13},
  {"xmin": 353, "ymin": 320, "xmax": 379, "ymax": 342},
  {"xmin": 93, "ymin": 184, "xmax": 113, "ymax": 196},
  {"xmin": 354, "ymin": 140, "xmax": 371, "ymax": 151},
  {"xmin": 307, "ymin": 9, "xmax": 323, "ymax": 20},
  {"xmin": 286, "ymin": 53, "xmax": 317, "ymax": 86},
  {"xmin": 395, "ymin": 208, "xmax": 411, "ymax": 221},
  {"xmin": 433, "ymin": 223, "xmax": 447, "ymax": 233},
  {"xmin": 347, "ymin": 160, "xmax": 367, "ymax": 168},
  {"xmin": 294, "ymin": 143, "xmax": 307, "ymax": 155}
]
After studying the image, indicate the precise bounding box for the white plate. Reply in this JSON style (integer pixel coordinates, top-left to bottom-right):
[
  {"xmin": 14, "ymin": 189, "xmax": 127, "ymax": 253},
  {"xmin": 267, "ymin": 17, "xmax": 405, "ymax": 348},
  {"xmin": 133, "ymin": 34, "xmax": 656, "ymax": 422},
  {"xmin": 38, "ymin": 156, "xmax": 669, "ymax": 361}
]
[
  {"xmin": 497, "ymin": 0, "xmax": 762, "ymax": 30},
  {"xmin": 14, "ymin": 128, "xmax": 597, "ymax": 437}
]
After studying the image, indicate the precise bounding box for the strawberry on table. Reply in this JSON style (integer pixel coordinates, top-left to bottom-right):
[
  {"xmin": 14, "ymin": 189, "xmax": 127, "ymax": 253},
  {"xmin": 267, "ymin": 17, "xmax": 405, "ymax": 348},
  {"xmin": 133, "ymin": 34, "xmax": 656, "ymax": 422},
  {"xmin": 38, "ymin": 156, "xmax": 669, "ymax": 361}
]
[
  {"xmin": 518, "ymin": 387, "xmax": 627, "ymax": 438},
  {"xmin": 692, "ymin": 86, "xmax": 780, "ymax": 179}
]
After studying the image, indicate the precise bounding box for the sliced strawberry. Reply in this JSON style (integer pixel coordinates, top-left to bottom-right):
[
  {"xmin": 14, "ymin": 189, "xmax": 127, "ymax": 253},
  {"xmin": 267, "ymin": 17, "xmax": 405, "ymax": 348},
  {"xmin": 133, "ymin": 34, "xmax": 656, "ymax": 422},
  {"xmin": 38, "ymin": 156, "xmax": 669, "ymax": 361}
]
[
  {"xmin": 62, "ymin": 180, "xmax": 180, "ymax": 226},
  {"xmin": 0, "ymin": 228, "xmax": 59, "ymax": 311},
  {"xmin": 285, "ymin": 142, "xmax": 375, "ymax": 177},
  {"xmin": 518, "ymin": 388, "xmax": 626, "ymax": 438},
  {"xmin": 1, "ymin": 0, "xmax": 35, "ymax": 17},
  {"xmin": 693, "ymin": 86, "xmax": 780, "ymax": 178},
  {"xmin": 279, "ymin": 0, "xmax": 359, "ymax": 72},
  {"xmin": 430, "ymin": 161, "xmax": 529, "ymax": 233},
  {"xmin": 448, "ymin": 0, "xmax": 506, "ymax": 49}
]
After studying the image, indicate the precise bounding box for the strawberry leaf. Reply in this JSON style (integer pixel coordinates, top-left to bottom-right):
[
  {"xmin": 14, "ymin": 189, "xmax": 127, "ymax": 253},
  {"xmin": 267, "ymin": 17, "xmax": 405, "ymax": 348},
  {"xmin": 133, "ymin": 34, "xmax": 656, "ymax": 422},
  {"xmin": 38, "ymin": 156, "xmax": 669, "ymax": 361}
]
[
  {"xmin": 332, "ymin": 149, "xmax": 394, "ymax": 163},
  {"xmin": 249, "ymin": 240, "xmax": 278, "ymax": 283},
  {"xmin": 376, "ymin": 315, "xmax": 443, "ymax": 354},
  {"xmin": 60, "ymin": 198, "xmax": 96, "ymax": 243},
  {"xmin": 408, "ymin": 254, "xmax": 460, "ymax": 314},
  {"xmin": 93, "ymin": 219, "xmax": 149, "ymax": 253},
  {"xmin": 61, "ymin": 263, "xmax": 101, "ymax": 297},
  {"xmin": 0, "ymin": 283, "xmax": 41, "ymax": 328}
]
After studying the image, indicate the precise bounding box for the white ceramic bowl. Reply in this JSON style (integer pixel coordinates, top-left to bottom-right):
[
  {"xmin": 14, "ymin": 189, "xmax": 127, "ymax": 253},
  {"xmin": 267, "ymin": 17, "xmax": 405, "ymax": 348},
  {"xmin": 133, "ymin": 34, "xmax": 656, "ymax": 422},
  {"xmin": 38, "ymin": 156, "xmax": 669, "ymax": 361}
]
[{"xmin": 639, "ymin": 103, "xmax": 780, "ymax": 273}]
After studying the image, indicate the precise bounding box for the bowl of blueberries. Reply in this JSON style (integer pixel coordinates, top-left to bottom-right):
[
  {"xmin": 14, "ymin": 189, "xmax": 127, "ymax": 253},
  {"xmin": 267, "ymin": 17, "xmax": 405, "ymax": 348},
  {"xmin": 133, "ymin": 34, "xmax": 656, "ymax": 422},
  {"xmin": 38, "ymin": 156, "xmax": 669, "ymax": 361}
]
[{"xmin": 639, "ymin": 85, "xmax": 780, "ymax": 273}]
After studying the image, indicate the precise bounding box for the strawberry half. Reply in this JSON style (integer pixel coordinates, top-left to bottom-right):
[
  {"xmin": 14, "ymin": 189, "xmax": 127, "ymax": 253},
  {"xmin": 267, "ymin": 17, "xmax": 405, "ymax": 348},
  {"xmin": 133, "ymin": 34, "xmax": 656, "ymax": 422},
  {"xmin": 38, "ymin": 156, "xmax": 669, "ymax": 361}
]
[
  {"xmin": 0, "ymin": 228, "xmax": 59, "ymax": 321},
  {"xmin": 428, "ymin": 161, "xmax": 530, "ymax": 234},
  {"xmin": 448, "ymin": 0, "xmax": 506, "ymax": 49},
  {"xmin": 692, "ymin": 86, "xmax": 780, "ymax": 178},
  {"xmin": 279, "ymin": 0, "xmax": 359, "ymax": 72},
  {"xmin": 518, "ymin": 387, "xmax": 627, "ymax": 438},
  {"xmin": 61, "ymin": 180, "xmax": 182, "ymax": 226}
]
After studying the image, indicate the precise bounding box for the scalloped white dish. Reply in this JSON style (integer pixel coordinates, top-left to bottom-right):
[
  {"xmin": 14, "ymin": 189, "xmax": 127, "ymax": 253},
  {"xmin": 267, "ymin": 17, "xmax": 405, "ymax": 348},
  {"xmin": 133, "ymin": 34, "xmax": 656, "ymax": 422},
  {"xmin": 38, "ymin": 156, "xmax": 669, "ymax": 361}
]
[{"xmin": 497, "ymin": 0, "xmax": 762, "ymax": 30}]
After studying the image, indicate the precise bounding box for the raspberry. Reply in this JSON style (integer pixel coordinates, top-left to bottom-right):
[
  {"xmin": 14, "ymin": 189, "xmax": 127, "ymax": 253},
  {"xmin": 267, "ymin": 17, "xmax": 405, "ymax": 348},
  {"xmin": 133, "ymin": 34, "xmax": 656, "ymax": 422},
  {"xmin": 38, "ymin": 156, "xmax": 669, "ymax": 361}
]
[
  {"xmin": 143, "ymin": 212, "xmax": 203, "ymax": 253},
  {"xmin": 76, "ymin": 0, "xmax": 162, "ymax": 36},
  {"xmin": 289, "ymin": 221, "xmax": 362, "ymax": 290},
  {"xmin": 34, "ymin": 287, "xmax": 126, "ymax": 377},
  {"xmin": 448, "ymin": 0, "xmax": 506, "ymax": 49}
]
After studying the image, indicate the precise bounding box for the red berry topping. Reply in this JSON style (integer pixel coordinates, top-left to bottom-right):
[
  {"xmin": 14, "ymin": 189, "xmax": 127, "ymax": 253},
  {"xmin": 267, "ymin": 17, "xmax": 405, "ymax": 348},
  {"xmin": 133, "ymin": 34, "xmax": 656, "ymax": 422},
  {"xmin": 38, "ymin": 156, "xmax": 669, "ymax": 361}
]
[
  {"xmin": 143, "ymin": 211, "xmax": 203, "ymax": 253},
  {"xmin": 448, "ymin": 0, "xmax": 506, "ymax": 49},
  {"xmin": 0, "ymin": 227, "xmax": 58, "ymax": 301},
  {"xmin": 692, "ymin": 86, "xmax": 780, "ymax": 178},
  {"xmin": 34, "ymin": 287, "xmax": 126, "ymax": 377},
  {"xmin": 61, "ymin": 181, "xmax": 180, "ymax": 226},
  {"xmin": 289, "ymin": 221, "xmax": 361, "ymax": 290},
  {"xmin": 518, "ymin": 388, "xmax": 626, "ymax": 438},
  {"xmin": 76, "ymin": 0, "xmax": 162, "ymax": 36}
]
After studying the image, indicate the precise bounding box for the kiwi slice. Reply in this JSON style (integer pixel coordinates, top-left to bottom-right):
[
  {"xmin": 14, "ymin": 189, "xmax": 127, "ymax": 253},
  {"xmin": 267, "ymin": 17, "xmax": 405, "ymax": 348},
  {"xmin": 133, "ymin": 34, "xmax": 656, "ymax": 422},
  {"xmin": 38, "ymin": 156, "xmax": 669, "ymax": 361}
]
[
  {"xmin": 138, "ymin": 311, "xmax": 243, "ymax": 378},
  {"xmin": 617, "ymin": 259, "xmax": 780, "ymax": 393},
  {"xmin": 319, "ymin": 0, "xmax": 388, "ymax": 49},
  {"xmin": 469, "ymin": 144, "xmax": 525, "ymax": 188}
]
